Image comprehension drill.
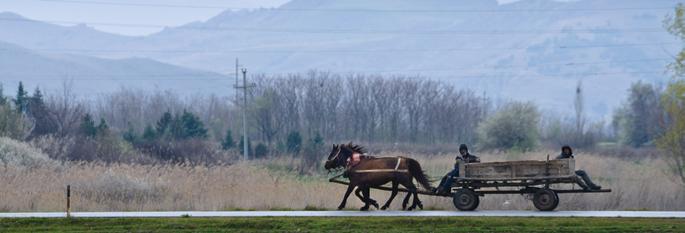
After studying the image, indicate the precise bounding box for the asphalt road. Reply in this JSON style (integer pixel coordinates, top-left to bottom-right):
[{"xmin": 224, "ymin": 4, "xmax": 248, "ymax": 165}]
[{"xmin": 0, "ymin": 211, "xmax": 683, "ymax": 218}]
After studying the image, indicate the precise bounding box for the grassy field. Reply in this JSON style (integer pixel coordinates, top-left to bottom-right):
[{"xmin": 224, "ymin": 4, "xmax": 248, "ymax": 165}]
[
  {"xmin": 1, "ymin": 217, "xmax": 683, "ymax": 233},
  {"xmin": 0, "ymin": 151, "xmax": 683, "ymax": 212}
]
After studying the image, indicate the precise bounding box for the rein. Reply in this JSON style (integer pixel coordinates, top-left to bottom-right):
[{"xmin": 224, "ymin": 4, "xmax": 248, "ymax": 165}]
[{"xmin": 330, "ymin": 147, "xmax": 342, "ymax": 161}]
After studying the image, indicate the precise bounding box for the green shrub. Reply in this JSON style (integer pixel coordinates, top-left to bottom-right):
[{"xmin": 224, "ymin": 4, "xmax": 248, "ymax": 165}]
[
  {"xmin": 221, "ymin": 130, "xmax": 235, "ymax": 150},
  {"xmin": 286, "ymin": 131, "xmax": 302, "ymax": 154},
  {"xmin": 254, "ymin": 143, "xmax": 268, "ymax": 158},
  {"xmin": 477, "ymin": 102, "xmax": 539, "ymax": 151}
]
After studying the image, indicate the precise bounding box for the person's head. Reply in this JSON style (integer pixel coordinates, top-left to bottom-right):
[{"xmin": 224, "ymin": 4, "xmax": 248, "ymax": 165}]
[
  {"xmin": 459, "ymin": 144, "xmax": 469, "ymax": 156},
  {"xmin": 561, "ymin": 145, "xmax": 573, "ymax": 156}
]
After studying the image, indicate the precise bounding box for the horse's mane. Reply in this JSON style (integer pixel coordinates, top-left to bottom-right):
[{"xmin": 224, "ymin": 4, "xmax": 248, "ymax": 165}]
[{"xmin": 345, "ymin": 143, "xmax": 366, "ymax": 154}]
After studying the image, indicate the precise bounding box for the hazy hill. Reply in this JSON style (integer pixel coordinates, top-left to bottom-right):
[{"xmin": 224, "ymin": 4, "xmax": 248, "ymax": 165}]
[
  {"xmin": 0, "ymin": 41, "xmax": 229, "ymax": 95},
  {"xmin": 0, "ymin": 0, "xmax": 682, "ymax": 118}
]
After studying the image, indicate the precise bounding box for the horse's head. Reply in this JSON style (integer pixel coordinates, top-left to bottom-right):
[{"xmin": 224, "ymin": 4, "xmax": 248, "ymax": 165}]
[
  {"xmin": 324, "ymin": 144, "xmax": 345, "ymax": 171},
  {"xmin": 324, "ymin": 143, "xmax": 366, "ymax": 171}
]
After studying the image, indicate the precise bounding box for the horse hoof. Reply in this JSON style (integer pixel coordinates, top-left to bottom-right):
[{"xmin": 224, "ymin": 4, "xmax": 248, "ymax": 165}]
[
  {"xmin": 360, "ymin": 206, "xmax": 370, "ymax": 211},
  {"xmin": 418, "ymin": 203, "xmax": 424, "ymax": 210},
  {"xmin": 337, "ymin": 205, "xmax": 345, "ymax": 210},
  {"xmin": 372, "ymin": 203, "xmax": 379, "ymax": 209},
  {"xmin": 381, "ymin": 206, "xmax": 388, "ymax": 210}
]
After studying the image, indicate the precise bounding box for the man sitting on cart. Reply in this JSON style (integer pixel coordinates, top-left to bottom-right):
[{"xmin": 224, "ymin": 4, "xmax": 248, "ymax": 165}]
[
  {"xmin": 433, "ymin": 144, "xmax": 480, "ymax": 195},
  {"xmin": 556, "ymin": 145, "xmax": 602, "ymax": 190}
]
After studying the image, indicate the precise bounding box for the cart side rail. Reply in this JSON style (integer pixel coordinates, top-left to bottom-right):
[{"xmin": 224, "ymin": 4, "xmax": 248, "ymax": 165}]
[{"xmin": 460, "ymin": 159, "xmax": 575, "ymax": 180}]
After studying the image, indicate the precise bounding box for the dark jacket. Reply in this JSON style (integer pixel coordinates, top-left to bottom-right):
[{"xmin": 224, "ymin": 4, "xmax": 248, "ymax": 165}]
[
  {"xmin": 461, "ymin": 153, "xmax": 481, "ymax": 163},
  {"xmin": 454, "ymin": 153, "xmax": 480, "ymax": 168},
  {"xmin": 556, "ymin": 153, "xmax": 574, "ymax": 159}
]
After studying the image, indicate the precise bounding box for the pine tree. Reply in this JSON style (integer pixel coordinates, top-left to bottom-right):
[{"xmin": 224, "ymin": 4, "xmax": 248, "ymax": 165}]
[
  {"xmin": 221, "ymin": 129, "xmax": 235, "ymax": 150},
  {"xmin": 286, "ymin": 131, "xmax": 302, "ymax": 154},
  {"xmin": 26, "ymin": 86, "xmax": 57, "ymax": 138},
  {"xmin": 156, "ymin": 111, "xmax": 173, "ymax": 136},
  {"xmin": 32, "ymin": 87, "xmax": 44, "ymax": 106},
  {"xmin": 310, "ymin": 133, "xmax": 324, "ymax": 151},
  {"xmin": 254, "ymin": 143, "xmax": 268, "ymax": 158},
  {"xmin": 180, "ymin": 110, "xmax": 208, "ymax": 139},
  {"xmin": 123, "ymin": 124, "xmax": 137, "ymax": 144},
  {"xmin": 301, "ymin": 132, "xmax": 325, "ymax": 174},
  {"xmin": 14, "ymin": 82, "xmax": 28, "ymax": 113},
  {"xmin": 170, "ymin": 114, "xmax": 183, "ymax": 139},
  {"xmin": 0, "ymin": 83, "xmax": 7, "ymax": 106},
  {"xmin": 97, "ymin": 118, "xmax": 109, "ymax": 136},
  {"xmin": 142, "ymin": 125, "xmax": 157, "ymax": 141},
  {"xmin": 80, "ymin": 114, "xmax": 97, "ymax": 137}
]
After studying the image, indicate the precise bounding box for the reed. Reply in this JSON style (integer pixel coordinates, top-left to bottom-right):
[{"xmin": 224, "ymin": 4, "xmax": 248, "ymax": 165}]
[{"xmin": 0, "ymin": 151, "xmax": 682, "ymax": 212}]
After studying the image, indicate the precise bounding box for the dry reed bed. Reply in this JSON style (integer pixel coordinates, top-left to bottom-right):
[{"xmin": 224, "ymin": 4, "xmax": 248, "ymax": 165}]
[{"xmin": 0, "ymin": 152, "xmax": 683, "ymax": 212}]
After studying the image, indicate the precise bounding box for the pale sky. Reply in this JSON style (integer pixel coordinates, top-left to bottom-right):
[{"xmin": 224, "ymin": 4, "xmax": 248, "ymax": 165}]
[{"xmin": 0, "ymin": 0, "xmax": 290, "ymax": 36}]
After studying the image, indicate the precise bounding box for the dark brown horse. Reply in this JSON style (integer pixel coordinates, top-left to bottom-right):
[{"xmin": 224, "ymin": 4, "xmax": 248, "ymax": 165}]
[{"xmin": 324, "ymin": 143, "xmax": 432, "ymax": 210}]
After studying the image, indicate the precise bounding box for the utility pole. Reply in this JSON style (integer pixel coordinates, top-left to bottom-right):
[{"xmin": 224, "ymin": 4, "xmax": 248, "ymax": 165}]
[
  {"xmin": 235, "ymin": 58, "xmax": 239, "ymax": 88},
  {"xmin": 234, "ymin": 65, "xmax": 254, "ymax": 160}
]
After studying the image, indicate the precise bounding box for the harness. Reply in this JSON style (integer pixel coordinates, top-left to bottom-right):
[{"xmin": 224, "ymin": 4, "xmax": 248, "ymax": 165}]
[
  {"xmin": 351, "ymin": 157, "xmax": 409, "ymax": 173},
  {"xmin": 347, "ymin": 153, "xmax": 362, "ymax": 167}
]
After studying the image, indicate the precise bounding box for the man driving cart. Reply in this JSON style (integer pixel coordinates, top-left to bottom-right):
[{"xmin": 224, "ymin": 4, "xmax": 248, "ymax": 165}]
[{"xmin": 433, "ymin": 144, "xmax": 480, "ymax": 195}]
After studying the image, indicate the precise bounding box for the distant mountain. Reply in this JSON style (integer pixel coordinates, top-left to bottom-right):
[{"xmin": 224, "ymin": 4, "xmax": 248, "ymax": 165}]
[
  {"xmin": 0, "ymin": 12, "xmax": 134, "ymax": 51},
  {"xmin": 0, "ymin": 41, "xmax": 229, "ymax": 95},
  {"xmin": 0, "ymin": 0, "xmax": 682, "ymax": 118}
]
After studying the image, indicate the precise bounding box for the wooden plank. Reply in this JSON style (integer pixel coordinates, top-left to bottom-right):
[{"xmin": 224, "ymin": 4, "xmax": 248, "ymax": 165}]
[
  {"xmin": 455, "ymin": 175, "xmax": 576, "ymax": 181},
  {"xmin": 464, "ymin": 159, "xmax": 575, "ymax": 179},
  {"xmin": 476, "ymin": 189, "xmax": 612, "ymax": 194}
]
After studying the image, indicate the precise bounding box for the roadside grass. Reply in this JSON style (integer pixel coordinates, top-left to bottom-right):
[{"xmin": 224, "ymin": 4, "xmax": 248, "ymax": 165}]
[
  {"xmin": 0, "ymin": 217, "xmax": 683, "ymax": 233},
  {"xmin": 0, "ymin": 151, "xmax": 683, "ymax": 212}
]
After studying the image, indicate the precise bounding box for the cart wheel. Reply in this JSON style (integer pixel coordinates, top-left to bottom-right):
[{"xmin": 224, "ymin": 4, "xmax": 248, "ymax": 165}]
[
  {"xmin": 452, "ymin": 189, "xmax": 479, "ymax": 211},
  {"xmin": 533, "ymin": 188, "xmax": 559, "ymax": 211}
]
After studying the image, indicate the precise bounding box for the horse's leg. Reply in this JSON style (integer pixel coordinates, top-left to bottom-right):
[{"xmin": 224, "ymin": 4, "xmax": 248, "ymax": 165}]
[
  {"xmin": 338, "ymin": 184, "xmax": 355, "ymax": 210},
  {"xmin": 354, "ymin": 188, "xmax": 363, "ymax": 202},
  {"xmin": 401, "ymin": 192, "xmax": 411, "ymax": 210},
  {"xmin": 360, "ymin": 186, "xmax": 371, "ymax": 211},
  {"xmin": 404, "ymin": 182, "xmax": 419, "ymax": 211},
  {"xmin": 355, "ymin": 187, "xmax": 379, "ymax": 209},
  {"xmin": 409, "ymin": 186, "xmax": 423, "ymax": 210},
  {"xmin": 416, "ymin": 195, "xmax": 424, "ymax": 210},
  {"xmin": 381, "ymin": 181, "xmax": 399, "ymax": 210}
]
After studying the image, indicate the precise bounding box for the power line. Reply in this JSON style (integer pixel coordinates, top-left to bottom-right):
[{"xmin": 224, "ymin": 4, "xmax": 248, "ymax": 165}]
[
  {"xmin": 5, "ymin": 42, "xmax": 678, "ymax": 54},
  {"xmin": 35, "ymin": 0, "xmax": 676, "ymax": 13},
  {"xmin": 0, "ymin": 17, "xmax": 670, "ymax": 34},
  {"xmin": 336, "ymin": 59, "xmax": 671, "ymax": 73},
  {"xmin": 38, "ymin": 0, "xmax": 239, "ymax": 10},
  {"xmin": 392, "ymin": 71, "xmax": 667, "ymax": 79},
  {"xmin": 2, "ymin": 70, "xmax": 666, "ymax": 80},
  {"xmin": 0, "ymin": 57, "xmax": 671, "ymax": 79},
  {"xmin": 0, "ymin": 73, "xmax": 224, "ymax": 77}
]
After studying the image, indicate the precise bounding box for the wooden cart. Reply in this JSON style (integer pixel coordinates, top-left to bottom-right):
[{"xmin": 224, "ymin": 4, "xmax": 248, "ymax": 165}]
[{"xmin": 329, "ymin": 158, "xmax": 611, "ymax": 211}]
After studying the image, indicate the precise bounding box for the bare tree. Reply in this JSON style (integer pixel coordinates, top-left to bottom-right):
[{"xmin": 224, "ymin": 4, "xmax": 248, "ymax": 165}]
[{"xmin": 47, "ymin": 80, "xmax": 86, "ymax": 137}]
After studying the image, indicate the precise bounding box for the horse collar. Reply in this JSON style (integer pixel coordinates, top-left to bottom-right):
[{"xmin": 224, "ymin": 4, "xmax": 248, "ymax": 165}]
[{"xmin": 347, "ymin": 153, "xmax": 362, "ymax": 168}]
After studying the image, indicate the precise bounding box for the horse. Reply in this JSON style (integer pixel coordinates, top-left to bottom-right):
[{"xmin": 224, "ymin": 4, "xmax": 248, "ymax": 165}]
[{"xmin": 324, "ymin": 143, "xmax": 432, "ymax": 211}]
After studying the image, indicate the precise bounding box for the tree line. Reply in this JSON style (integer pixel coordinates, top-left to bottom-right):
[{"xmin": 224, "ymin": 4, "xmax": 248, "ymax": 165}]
[
  {"xmin": 0, "ymin": 74, "xmax": 491, "ymax": 168},
  {"xmin": 0, "ymin": 72, "xmax": 681, "ymax": 168}
]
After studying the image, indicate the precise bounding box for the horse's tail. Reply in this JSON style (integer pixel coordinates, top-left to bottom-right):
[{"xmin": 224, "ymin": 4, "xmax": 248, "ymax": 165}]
[{"xmin": 407, "ymin": 158, "xmax": 432, "ymax": 191}]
